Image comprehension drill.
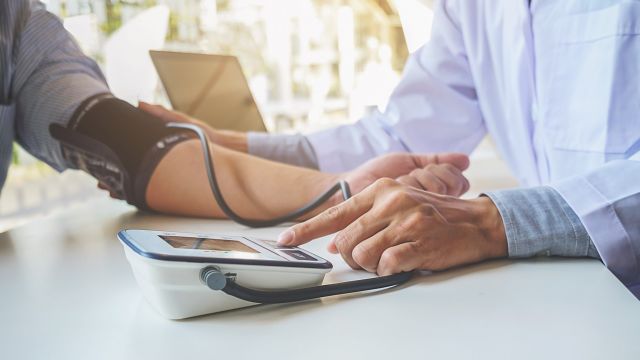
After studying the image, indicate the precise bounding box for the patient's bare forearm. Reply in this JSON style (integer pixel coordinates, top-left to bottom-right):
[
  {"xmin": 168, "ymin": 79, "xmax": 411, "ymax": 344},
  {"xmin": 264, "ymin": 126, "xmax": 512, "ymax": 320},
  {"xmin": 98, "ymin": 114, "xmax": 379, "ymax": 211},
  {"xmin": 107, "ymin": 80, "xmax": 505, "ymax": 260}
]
[{"xmin": 145, "ymin": 139, "xmax": 339, "ymax": 219}]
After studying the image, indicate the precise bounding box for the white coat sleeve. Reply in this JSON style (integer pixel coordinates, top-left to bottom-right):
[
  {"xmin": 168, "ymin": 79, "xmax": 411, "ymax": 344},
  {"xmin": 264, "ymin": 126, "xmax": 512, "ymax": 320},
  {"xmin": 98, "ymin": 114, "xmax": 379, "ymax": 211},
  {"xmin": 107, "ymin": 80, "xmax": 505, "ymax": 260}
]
[
  {"xmin": 553, "ymin": 155, "xmax": 640, "ymax": 296},
  {"xmin": 306, "ymin": 0, "xmax": 486, "ymax": 172}
]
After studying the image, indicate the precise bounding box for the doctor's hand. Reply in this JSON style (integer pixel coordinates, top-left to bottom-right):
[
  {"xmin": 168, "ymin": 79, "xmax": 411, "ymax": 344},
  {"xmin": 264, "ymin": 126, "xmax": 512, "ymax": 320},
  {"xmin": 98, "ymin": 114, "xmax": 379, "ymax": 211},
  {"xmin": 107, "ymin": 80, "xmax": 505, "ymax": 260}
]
[
  {"xmin": 344, "ymin": 152, "xmax": 470, "ymax": 197},
  {"xmin": 138, "ymin": 102, "xmax": 248, "ymax": 153},
  {"xmin": 278, "ymin": 179, "xmax": 507, "ymax": 275}
]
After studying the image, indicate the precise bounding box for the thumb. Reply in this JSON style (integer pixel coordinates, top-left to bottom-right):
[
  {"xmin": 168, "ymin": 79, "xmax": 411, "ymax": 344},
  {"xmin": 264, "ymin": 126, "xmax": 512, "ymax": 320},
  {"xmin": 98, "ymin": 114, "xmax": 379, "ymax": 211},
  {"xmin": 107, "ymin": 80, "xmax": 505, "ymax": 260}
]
[
  {"xmin": 138, "ymin": 101, "xmax": 191, "ymax": 123},
  {"xmin": 413, "ymin": 152, "xmax": 470, "ymax": 171}
]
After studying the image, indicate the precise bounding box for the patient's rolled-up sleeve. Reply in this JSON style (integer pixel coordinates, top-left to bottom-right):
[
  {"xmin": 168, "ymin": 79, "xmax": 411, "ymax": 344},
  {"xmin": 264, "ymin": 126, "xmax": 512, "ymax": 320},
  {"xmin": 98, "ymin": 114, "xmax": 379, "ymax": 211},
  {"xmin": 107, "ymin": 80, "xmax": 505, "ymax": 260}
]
[{"xmin": 248, "ymin": 132, "xmax": 320, "ymax": 169}]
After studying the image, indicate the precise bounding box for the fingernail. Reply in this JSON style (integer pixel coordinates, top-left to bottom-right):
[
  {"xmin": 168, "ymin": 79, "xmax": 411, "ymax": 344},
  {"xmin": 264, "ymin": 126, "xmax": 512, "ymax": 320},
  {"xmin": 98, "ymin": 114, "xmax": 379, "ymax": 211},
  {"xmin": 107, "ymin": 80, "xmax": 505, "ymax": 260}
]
[
  {"xmin": 278, "ymin": 229, "xmax": 295, "ymax": 245},
  {"xmin": 327, "ymin": 239, "xmax": 338, "ymax": 253}
]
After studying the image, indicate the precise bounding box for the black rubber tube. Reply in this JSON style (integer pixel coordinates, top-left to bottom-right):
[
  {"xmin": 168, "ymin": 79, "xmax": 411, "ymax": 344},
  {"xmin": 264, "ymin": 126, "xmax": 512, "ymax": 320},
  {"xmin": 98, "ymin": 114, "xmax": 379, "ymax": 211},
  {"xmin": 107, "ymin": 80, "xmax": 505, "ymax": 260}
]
[{"xmin": 219, "ymin": 271, "xmax": 414, "ymax": 304}]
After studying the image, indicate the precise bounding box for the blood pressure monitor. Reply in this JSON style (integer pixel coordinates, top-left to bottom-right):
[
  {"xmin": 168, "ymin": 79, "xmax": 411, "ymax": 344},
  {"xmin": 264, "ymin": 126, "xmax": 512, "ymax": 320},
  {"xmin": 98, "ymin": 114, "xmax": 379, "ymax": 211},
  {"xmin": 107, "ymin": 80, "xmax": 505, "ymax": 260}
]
[
  {"xmin": 115, "ymin": 124, "xmax": 413, "ymax": 320},
  {"xmin": 119, "ymin": 229, "xmax": 333, "ymax": 319}
]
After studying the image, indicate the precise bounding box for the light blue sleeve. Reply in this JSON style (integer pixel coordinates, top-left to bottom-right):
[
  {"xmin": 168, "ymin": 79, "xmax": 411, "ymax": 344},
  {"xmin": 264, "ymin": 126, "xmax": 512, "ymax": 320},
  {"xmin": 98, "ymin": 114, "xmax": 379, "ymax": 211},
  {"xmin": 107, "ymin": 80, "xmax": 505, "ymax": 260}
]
[
  {"xmin": 486, "ymin": 160, "xmax": 640, "ymax": 299},
  {"xmin": 485, "ymin": 186, "xmax": 599, "ymax": 259}
]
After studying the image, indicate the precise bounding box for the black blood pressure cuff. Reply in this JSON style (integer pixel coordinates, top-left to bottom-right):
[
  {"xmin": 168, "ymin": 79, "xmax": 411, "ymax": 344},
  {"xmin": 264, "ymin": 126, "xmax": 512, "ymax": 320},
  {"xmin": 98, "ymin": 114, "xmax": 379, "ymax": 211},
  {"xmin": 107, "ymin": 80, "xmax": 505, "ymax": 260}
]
[{"xmin": 50, "ymin": 94, "xmax": 193, "ymax": 209}]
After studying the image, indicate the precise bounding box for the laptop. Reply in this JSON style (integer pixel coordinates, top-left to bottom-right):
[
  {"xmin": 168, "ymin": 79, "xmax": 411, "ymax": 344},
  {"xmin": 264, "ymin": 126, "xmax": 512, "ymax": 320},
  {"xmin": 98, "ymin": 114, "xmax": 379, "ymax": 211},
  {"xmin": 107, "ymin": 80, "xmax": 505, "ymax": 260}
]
[{"xmin": 150, "ymin": 50, "xmax": 267, "ymax": 132}]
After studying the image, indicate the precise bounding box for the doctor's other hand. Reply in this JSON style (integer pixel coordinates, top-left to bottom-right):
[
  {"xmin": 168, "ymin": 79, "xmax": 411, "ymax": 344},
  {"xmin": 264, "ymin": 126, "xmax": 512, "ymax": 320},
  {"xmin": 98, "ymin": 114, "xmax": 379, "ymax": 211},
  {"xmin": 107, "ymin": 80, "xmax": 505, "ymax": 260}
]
[
  {"xmin": 138, "ymin": 102, "xmax": 248, "ymax": 153},
  {"xmin": 278, "ymin": 179, "xmax": 507, "ymax": 274},
  {"xmin": 344, "ymin": 152, "xmax": 470, "ymax": 197}
]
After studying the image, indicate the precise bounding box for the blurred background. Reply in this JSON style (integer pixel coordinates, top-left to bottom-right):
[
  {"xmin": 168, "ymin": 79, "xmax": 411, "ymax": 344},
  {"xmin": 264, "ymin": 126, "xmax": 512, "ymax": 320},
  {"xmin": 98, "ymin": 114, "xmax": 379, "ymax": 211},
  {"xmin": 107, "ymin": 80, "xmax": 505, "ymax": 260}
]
[{"xmin": 0, "ymin": 0, "xmax": 515, "ymax": 231}]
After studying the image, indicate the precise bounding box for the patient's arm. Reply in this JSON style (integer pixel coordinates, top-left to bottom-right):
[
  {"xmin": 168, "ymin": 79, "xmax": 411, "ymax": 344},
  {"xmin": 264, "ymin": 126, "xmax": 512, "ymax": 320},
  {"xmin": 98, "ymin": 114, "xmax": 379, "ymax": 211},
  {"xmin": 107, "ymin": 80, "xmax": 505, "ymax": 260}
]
[
  {"xmin": 145, "ymin": 139, "xmax": 340, "ymax": 219},
  {"xmin": 60, "ymin": 96, "xmax": 469, "ymax": 220}
]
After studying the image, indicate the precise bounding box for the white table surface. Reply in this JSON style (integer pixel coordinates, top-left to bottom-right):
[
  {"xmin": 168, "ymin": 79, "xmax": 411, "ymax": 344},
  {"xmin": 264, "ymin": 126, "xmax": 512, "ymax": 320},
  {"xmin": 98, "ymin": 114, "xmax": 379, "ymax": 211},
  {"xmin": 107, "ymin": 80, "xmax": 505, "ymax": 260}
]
[{"xmin": 1, "ymin": 197, "xmax": 639, "ymax": 360}]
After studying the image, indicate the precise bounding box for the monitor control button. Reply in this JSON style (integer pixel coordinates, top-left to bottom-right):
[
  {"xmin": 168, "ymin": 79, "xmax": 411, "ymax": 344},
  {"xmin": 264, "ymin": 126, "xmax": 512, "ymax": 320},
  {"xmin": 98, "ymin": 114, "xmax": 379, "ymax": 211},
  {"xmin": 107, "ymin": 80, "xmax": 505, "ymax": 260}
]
[{"xmin": 281, "ymin": 249, "xmax": 317, "ymax": 261}]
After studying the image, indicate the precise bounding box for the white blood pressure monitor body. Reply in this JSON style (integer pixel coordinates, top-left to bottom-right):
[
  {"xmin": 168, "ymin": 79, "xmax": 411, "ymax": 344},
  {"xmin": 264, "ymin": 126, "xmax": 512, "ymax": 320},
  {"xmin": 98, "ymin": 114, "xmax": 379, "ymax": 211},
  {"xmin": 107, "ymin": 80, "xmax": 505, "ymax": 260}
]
[{"xmin": 119, "ymin": 229, "xmax": 331, "ymax": 319}]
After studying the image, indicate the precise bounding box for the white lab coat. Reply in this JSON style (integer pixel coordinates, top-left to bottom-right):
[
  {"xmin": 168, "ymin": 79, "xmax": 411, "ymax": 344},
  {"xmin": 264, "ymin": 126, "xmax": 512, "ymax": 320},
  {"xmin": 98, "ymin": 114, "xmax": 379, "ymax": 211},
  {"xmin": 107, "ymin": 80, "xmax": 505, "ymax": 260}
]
[{"xmin": 307, "ymin": 0, "xmax": 640, "ymax": 292}]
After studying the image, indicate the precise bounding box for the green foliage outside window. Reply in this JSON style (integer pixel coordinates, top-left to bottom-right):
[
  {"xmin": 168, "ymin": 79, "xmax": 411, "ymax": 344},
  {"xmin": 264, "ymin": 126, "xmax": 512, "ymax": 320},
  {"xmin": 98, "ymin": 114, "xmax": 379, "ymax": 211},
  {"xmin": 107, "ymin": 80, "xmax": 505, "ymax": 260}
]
[
  {"xmin": 99, "ymin": 0, "xmax": 158, "ymax": 36},
  {"xmin": 12, "ymin": 143, "xmax": 18, "ymax": 165}
]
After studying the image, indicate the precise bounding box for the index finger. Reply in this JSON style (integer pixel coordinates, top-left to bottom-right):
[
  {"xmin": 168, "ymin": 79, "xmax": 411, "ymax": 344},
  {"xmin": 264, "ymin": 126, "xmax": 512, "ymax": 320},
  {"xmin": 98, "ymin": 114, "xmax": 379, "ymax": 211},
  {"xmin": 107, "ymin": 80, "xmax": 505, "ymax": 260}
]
[{"xmin": 278, "ymin": 188, "xmax": 376, "ymax": 246}]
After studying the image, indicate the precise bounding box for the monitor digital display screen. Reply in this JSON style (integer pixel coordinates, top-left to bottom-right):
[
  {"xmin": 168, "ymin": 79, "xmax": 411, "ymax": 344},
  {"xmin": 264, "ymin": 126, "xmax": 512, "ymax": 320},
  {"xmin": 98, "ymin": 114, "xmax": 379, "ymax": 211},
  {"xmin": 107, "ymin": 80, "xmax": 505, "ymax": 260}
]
[{"xmin": 160, "ymin": 235, "xmax": 258, "ymax": 254}]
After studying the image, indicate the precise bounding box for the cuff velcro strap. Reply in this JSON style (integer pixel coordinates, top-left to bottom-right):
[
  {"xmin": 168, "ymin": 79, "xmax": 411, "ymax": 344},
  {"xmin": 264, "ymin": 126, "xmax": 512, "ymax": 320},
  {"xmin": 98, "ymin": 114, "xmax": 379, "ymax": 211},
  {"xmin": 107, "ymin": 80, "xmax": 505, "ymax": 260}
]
[{"xmin": 50, "ymin": 94, "xmax": 193, "ymax": 209}]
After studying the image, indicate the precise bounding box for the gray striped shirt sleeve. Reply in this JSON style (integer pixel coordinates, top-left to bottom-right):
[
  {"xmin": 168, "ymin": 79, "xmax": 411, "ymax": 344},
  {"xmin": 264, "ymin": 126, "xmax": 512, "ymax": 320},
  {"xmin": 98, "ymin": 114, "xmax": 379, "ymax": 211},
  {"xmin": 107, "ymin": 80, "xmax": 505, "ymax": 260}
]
[
  {"xmin": 1, "ymin": 0, "xmax": 109, "ymax": 173},
  {"xmin": 0, "ymin": 0, "xmax": 30, "ymax": 104}
]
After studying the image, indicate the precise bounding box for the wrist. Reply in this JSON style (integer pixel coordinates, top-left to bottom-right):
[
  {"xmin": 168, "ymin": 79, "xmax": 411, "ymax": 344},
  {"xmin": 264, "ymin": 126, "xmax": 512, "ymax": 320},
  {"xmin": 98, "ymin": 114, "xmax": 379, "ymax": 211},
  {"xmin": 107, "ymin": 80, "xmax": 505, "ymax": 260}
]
[
  {"xmin": 304, "ymin": 173, "xmax": 343, "ymax": 219},
  {"xmin": 322, "ymin": 173, "xmax": 344, "ymax": 207},
  {"xmin": 209, "ymin": 129, "xmax": 248, "ymax": 153},
  {"xmin": 470, "ymin": 196, "xmax": 507, "ymax": 259}
]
